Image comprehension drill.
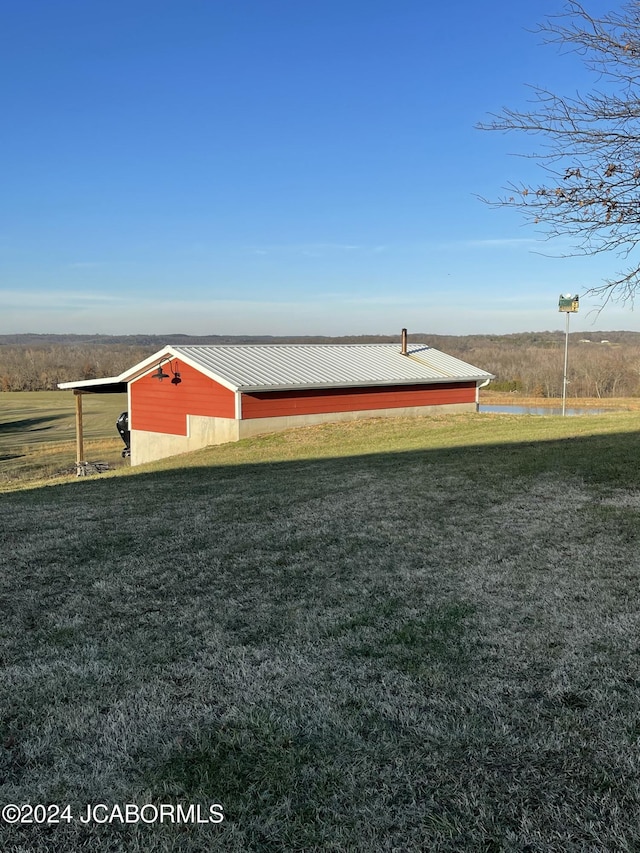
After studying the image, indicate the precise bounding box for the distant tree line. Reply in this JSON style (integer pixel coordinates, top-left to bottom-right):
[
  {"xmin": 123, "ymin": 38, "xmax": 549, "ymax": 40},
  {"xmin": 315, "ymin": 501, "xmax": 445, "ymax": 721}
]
[
  {"xmin": 0, "ymin": 345, "xmax": 154, "ymax": 391},
  {"xmin": 442, "ymin": 336, "xmax": 640, "ymax": 399},
  {"xmin": 1, "ymin": 333, "xmax": 640, "ymax": 397}
]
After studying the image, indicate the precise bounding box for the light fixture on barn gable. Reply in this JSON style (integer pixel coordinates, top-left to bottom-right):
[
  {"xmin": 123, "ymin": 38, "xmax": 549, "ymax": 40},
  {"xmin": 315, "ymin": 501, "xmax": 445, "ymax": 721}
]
[
  {"xmin": 152, "ymin": 359, "xmax": 181, "ymax": 384},
  {"xmin": 152, "ymin": 363, "xmax": 170, "ymax": 381}
]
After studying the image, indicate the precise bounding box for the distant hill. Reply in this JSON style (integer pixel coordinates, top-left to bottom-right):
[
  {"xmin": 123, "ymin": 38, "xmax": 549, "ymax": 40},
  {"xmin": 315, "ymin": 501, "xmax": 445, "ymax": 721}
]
[
  {"xmin": 3, "ymin": 330, "xmax": 640, "ymax": 347},
  {"xmin": 3, "ymin": 331, "xmax": 640, "ymax": 395},
  {"xmin": 0, "ymin": 332, "xmax": 409, "ymax": 346}
]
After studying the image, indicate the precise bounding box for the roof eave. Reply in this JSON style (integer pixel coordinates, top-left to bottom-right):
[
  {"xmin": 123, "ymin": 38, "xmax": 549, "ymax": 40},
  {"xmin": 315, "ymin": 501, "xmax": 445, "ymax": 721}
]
[
  {"xmin": 117, "ymin": 347, "xmax": 180, "ymax": 383},
  {"xmin": 57, "ymin": 377, "xmax": 127, "ymax": 393},
  {"xmin": 238, "ymin": 375, "xmax": 494, "ymax": 393},
  {"xmin": 120, "ymin": 346, "xmax": 240, "ymax": 392}
]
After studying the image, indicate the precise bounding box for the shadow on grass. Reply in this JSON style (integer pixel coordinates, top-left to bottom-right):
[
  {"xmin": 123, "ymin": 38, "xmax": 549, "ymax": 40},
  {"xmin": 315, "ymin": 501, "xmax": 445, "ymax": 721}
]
[
  {"xmin": 4, "ymin": 421, "xmax": 640, "ymax": 502},
  {"xmin": 0, "ymin": 415, "xmax": 68, "ymax": 435},
  {"xmin": 3, "ymin": 423, "xmax": 640, "ymax": 850}
]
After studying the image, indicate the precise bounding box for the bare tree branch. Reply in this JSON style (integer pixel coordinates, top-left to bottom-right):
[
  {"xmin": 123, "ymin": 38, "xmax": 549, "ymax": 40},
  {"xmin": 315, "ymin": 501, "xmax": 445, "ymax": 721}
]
[{"xmin": 478, "ymin": 1, "xmax": 640, "ymax": 304}]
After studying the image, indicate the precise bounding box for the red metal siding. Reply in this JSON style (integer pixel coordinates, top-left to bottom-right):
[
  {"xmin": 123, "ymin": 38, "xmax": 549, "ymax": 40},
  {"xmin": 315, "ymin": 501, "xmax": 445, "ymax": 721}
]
[
  {"xmin": 241, "ymin": 382, "xmax": 476, "ymax": 419},
  {"xmin": 130, "ymin": 362, "xmax": 235, "ymax": 436}
]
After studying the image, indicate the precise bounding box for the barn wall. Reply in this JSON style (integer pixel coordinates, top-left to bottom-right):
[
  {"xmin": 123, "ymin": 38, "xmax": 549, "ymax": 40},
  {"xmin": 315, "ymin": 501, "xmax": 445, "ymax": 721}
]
[
  {"xmin": 128, "ymin": 378, "xmax": 478, "ymax": 466},
  {"xmin": 240, "ymin": 382, "xmax": 476, "ymax": 419},
  {"xmin": 130, "ymin": 361, "xmax": 235, "ymax": 437}
]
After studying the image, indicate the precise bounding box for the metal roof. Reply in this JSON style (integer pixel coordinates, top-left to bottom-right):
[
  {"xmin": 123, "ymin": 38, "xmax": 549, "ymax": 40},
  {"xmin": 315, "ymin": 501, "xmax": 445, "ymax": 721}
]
[
  {"xmin": 161, "ymin": 343, "xmax": 493, "ymax": 392},
  {"xmin": 59, "ymin": 343, "xmax": 493, "ymax": 394}
]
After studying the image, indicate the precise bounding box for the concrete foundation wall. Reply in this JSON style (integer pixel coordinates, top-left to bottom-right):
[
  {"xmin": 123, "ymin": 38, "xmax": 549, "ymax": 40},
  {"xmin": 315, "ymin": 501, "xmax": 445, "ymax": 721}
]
[
  {"xmin": 130, "ymin": 402, "xmax": 476, "ymax": 465},
  {"xmin": 237, "ymin": 402, "xmax": 475, "ymax": 439},
  {"xmin": 130, "ymin": 416, "xmax": 239, "ymax": 465}
]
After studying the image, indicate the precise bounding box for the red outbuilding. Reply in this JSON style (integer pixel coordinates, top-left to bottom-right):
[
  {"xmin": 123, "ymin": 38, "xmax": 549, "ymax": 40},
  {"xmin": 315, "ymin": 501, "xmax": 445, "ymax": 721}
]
[{"xmin": 60, "ymin": 338, "xmax": 493, "ymax": 466}]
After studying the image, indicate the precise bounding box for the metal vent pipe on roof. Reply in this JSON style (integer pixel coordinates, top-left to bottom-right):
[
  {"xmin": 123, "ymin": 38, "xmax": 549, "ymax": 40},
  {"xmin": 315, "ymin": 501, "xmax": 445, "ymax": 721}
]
[{"xmin": 401, "ymin": 328, "xmax": 408, "ymax": 355}]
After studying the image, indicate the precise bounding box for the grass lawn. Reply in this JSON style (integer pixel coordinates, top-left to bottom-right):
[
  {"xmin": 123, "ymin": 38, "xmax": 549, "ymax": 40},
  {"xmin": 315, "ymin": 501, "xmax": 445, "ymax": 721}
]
[
  {"xmin": 1, "ymin": 400, "xmax": 640, "ymax": 849},
  {"xmin": 0, "ymin": 391, "xmax": 129, "ymax": 486}
]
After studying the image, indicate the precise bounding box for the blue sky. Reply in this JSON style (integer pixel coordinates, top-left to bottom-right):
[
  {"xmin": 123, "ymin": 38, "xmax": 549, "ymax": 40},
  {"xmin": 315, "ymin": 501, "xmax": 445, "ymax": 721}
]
[{"xmin": 1, "ymin": 0, "xmax": 634, "ymax": 336}]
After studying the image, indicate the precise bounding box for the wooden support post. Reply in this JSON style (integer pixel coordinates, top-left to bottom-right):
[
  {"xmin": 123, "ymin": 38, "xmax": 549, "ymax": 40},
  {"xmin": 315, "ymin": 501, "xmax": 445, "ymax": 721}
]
[{"xmin": 74, "ymin": 390, "xmax": 84, "ymax": 465}]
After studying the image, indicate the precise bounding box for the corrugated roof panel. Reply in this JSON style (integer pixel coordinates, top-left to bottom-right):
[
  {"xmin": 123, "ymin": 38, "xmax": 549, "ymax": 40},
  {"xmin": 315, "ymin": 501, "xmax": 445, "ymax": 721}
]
[{"xmin": 169, "ymin": 344, "xmax": 493, "ymax": 391}]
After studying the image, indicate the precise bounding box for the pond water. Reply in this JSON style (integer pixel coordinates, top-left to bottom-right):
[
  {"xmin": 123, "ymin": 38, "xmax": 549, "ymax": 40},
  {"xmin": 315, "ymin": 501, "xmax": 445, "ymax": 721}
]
[{"xmin": 480, "ymin": 405, "xmax": 612, "ymax": 416}]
